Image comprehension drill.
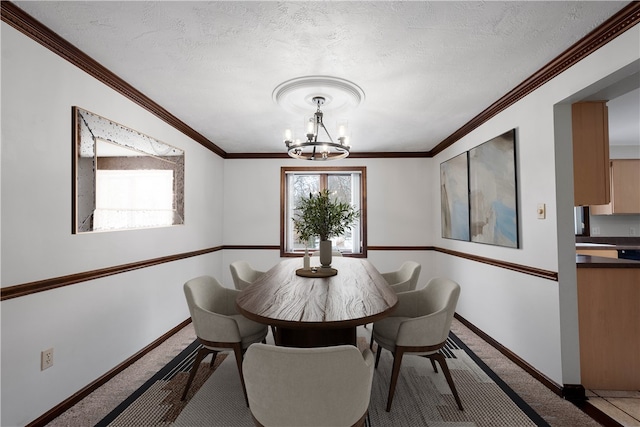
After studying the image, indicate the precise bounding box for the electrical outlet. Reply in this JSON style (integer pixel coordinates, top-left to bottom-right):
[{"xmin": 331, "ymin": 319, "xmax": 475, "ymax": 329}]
[
  {"xmin": 41, "ymin": 348, "xmax": 53, "ymax": 370},
  {"xmin": 631, "ymin": 227, "xmax": 637, "ymax": 236},
  {"xmin": 592, "ymin": 227, "xmax": 601, "ymax": 235}
]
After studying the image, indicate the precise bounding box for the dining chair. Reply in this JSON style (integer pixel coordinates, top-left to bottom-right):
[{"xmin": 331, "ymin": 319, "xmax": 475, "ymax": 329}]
[
  {"xmin": 243, "ymin": 343, "xmax": 375, "ymax": 427},
  {"xmin": 230, "ymin": 260, "xmax": 278, "ymax": 339},
  {"xmin": 230, "ymin": 260, "xmax": 266, "ymax": 291},
  {"xmin": 182, "ymin": 275, "xmax": 268, "ymax": 405},
  {"xmin": 381, "ymin": 261, "xmax": 421, "ymax": 293},
  {"xmin": 311, "ymin": 250, "xmax": 343, "ymax": 257},
  {"xmin": 371, "ymin": 277, "xmax": 462, "ymax": 412},
  {"xmin": 368, "ymin": 261, "xmax": 421, "ymax": 347}
]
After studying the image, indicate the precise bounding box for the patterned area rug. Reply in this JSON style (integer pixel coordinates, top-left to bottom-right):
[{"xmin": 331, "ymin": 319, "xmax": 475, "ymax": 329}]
[{"xmin": 97, "ymin": 332, "xmax": 550, "ymax": 427}]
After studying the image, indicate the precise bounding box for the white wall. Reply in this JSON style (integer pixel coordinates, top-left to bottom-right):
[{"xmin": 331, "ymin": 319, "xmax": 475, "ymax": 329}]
[
  {"xmin": 1, "ymin": 23, "xmax": 224, "ymax": 426},
  {"xmin": 221, "ymin": 157, "xmax": 436, "ymax": 285},
  {"xmin": 430, "ymin": 26, "xmax": 640, "ymax": 385},
  {"xmin": 590, "ymin": 214, "xmax": 640, "ymax": 237}
]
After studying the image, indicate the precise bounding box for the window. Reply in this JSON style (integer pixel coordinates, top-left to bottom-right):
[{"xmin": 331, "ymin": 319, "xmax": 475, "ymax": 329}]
[
  {"xmin": 281, "ymin": 166, "xmax": 366, "ymax": 256},
  {"xmin": 94, "ymin": 169, "xmax": 175, "ymax": 231},
  {"xmin": 574, "ymin": 206, "xmax": 590, "ymax": 236}
]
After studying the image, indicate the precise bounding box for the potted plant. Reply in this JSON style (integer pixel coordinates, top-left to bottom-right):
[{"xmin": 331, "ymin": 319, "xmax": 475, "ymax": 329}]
[{"xmin": 293, "ymin": 189, "xmax": 360, "ymax": 269}]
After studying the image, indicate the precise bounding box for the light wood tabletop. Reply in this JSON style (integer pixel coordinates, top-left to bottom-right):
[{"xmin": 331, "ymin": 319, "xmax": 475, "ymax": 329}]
[{"xmin": 236, "ymin": 257, "xmax": 398, "ymax": 347}]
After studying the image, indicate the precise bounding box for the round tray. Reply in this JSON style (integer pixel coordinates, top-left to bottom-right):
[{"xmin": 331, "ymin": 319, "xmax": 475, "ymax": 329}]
[{"xmin": 296, "ymin": 267, "xmax": 338, "ymax": 278}]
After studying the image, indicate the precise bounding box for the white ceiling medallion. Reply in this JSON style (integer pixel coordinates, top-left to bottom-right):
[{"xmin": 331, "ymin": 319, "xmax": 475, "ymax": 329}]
[
  {"xmin": 274, "ymin": 76, "xmax": 365, "ymax": 161},
  {"xmin": 272, "ymin": 75, "xmax": 365, "ymax": 116}
]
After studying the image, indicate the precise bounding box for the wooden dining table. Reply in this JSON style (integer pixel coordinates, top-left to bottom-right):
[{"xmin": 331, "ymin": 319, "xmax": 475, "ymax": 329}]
[{"xmin": 236, "ymin": 257, "xmax": 398, "ymax": 347}]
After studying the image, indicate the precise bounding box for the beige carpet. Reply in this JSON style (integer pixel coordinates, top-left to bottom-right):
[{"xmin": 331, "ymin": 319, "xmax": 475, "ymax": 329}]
[
  {"xmin": 450, "ymin": 322, "xmax": 602, "ymax": 427},
  {"xmin": 175, "ymin": 337, "xmax": 545, "ymax": 426},
  {"xmin": 45, "ymin": 320, "xmax": 604, "ymax": 427},
  {"xmin": 98, "ymin": 332, "xmax": 548, "ymax": 427}
]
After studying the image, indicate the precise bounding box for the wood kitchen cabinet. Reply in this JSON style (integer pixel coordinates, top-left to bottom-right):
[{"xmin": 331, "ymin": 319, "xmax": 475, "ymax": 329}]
[
  {"xmin": 573, "ymin": 101, "xmax": 610, "ymax": 206},
  {"xmin": 591, "ymin": 159, "xmax": 640, "ymax": 214},
  {"xmin": 577, "ymin": 267, "xmax": 640, "ymax": 390}
]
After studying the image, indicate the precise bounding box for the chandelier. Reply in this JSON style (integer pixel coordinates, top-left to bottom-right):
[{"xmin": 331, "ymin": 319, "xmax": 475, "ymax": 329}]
[{"xmin": 284, "ymin": 96, "xmax": 351, "ymax": 161}]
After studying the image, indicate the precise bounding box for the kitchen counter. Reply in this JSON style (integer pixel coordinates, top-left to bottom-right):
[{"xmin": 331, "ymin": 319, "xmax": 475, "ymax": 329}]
[
  {"xmin": 576, "ymin": 238, "xmax": 640, "ymax": 262},
  {"xmin": 576, "ymin": 237, "xmax": 640, "ymax": 250},
  {"xmin": 576, "ymin": 243, "xmax": 640, "ymax": 250},
  {"xmin": 575, "ymin": 237, "xmax": 640, "ymax": 390},
  {"xmin": 576, "ymin": 262, "xmax": 640, "ymax": 390},
  {"xmin": 576, "ymin": 254, "xmax": 640, "ymax": 268}
]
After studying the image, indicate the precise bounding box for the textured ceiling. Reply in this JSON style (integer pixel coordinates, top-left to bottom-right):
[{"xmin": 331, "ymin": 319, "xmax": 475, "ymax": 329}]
[{"xmin": 12, "ymin": 1, "xmax": 630, "ymax": 154}]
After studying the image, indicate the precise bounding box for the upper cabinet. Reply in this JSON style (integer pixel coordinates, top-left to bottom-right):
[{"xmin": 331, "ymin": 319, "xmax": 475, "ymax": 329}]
[
  {"xmin": 573, "ymin": 101, "xmax": 611, "ymax": 206},
  {"xmin": 591, "ymin": 159, "xmax": 640, "ymax": 215}
]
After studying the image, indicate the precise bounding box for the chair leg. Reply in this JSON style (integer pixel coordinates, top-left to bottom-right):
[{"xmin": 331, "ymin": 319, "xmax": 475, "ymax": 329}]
[
  {"xmin": 375, "ymin": 344, "xmax": 383, "ymax": 369},
  {"xmin": 369, "ymin": 333, "xmax": 374, "ymax": 350},
  {"xmin": 429, "ymin": 352, "xmax": 463, "ymax": 410},
  {"xmin": 209, "ymin": 350, "xmax": 219, "ymax": 369},
  {"xmin": 181, "ymin": 346, "xmax": 213, "ymax": 401},
  {"xmin": 422, "ymin": 355, "xmax": 438, "ymax": 373},
  {"xmin": 386, "ymin": 348, "xmax": 405, "ymax": 412},
  {"xmin": 232, "ymin": 343, "xmax": 249, "ymax": 407}
]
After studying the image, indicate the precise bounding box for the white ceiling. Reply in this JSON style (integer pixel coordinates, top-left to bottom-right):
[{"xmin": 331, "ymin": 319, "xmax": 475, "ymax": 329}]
[{"xmin": 13, "ymin": 1, "xmax": 631, "ymax": 154}]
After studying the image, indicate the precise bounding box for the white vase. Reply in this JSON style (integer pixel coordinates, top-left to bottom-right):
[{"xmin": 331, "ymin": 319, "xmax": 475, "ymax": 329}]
[
  {"xmin": 319, "ymin": 240, "xmax": 332, "ymax": 268},
  {"xmin": 303, "ymin": 247, "xmax": 310, "ymax": 270}
]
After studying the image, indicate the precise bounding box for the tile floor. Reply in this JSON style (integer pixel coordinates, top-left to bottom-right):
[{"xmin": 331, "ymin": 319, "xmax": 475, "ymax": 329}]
[{"xmin": 587, "ymin": 389, "xmax": 640, "ymax": 427}]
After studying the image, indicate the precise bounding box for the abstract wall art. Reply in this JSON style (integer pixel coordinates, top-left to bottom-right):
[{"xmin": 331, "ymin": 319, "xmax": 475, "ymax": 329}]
[
  {"xmin": 440, "ymin": 152, "xmax": 470, "ymax": 241},
  {"xmin": 468, "ymin": 129, "xmax": 519, "ymax": 248}
]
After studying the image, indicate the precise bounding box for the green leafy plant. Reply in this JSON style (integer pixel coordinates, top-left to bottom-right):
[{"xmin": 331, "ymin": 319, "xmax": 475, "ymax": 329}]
[{"xmin": 293, "ymin": 189, "xmax": 360, "ymax": 243}]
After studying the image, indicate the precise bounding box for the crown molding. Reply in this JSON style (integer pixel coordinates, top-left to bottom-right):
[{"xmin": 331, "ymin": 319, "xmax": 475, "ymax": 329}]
[
  {"xmin": 225, "ymin": 151, "xmax": 430, "ymax": 159},
  {"xmin": 3, "ymin": 1, "xmax": 639, "ymax": 159},
  {"xmin": 430, "ymin": 1, "xmax": 640, "ymax": 156},
  {"xmin": 1, "ymin": 1, "xmax": 226, "ymax": 158}
]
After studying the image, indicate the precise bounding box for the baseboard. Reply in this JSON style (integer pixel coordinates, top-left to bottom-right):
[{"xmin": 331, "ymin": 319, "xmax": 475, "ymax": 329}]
[
  {"xmin": 454, "ymin": 313, "xmax": 563, "ymax": 395},
  {"xmin": 26, "ymin": 318, "xmax": 192, "ymax": 427},
  {"xmin": 562, "ymin": 383, "xmax": 586, "ymax": 402}
]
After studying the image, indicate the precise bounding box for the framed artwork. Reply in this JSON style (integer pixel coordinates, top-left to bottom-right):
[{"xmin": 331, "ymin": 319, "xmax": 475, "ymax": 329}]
[
  {"xmin": 440, "ymin": 152, "xmax": 470, "ymax": 241},
  {"xmin": 469, "ymin": 129, "xmax": 519, "ymax": 248}
]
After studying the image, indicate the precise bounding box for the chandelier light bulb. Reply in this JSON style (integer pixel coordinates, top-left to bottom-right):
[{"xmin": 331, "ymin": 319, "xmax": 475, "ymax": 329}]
[
  {"xmin": 306, "ymin": 118, "xmax": 316, "ymax": 139},
  {"xmin": 337, "ymin": 120, "xmax": 348, "ymax": 138}
]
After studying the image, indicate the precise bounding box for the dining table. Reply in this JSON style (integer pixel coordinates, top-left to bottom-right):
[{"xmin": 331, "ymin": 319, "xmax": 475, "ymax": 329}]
[{"xmin": 235, "ymin": 257, "xmax": 398, "ymax": 347}]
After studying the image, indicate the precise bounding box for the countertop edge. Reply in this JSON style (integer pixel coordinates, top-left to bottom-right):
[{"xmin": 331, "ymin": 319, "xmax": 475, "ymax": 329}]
[{"xmin": 576, "ymin": 254, "xmax": 640, "ymax": 268}]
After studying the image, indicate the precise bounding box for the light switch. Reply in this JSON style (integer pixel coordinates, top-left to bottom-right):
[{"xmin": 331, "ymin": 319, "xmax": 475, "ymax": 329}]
[{"xmin": 537, "ymin": 203, "xmax": 546, "ymax": 219}]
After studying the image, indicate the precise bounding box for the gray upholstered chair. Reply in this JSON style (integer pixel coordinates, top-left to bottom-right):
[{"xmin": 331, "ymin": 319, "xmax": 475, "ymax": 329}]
[
  {"xmin": 372, "ymin": 277, "xmax": 462, "ymax": 412},
  {"xmin": 381, "ymin": 261, "xmax": 421, "ymax": 293},
  {"xmin": 230, "ymin": 260, "xmax": 266, "ymax": 291},
  {"xmin": 368, "ymin": 261, "xmax": 421, "ymax": 348},
  {"xmin": 243, "ymin": 343, "xmax": 375, "ymax": 427},
  {"xmin": 181, "ymin": 275, "xmax": 268, "ymax": 405}
]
